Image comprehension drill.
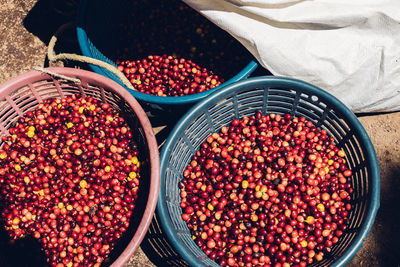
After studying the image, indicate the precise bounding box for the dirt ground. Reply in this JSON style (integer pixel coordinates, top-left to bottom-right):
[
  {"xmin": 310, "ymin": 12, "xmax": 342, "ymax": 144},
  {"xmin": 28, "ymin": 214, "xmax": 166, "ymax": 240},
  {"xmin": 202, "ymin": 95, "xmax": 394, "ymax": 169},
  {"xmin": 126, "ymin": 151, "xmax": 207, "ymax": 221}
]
[{"xmin": 0, "ymin": 0, "xmax": 399, "ymax": 266}]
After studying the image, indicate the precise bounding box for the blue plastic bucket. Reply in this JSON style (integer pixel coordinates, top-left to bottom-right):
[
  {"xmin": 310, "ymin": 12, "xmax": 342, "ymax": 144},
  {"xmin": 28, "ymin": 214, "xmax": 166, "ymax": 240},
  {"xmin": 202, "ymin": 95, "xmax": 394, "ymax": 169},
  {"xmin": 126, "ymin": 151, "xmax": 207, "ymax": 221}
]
[{"xmin": 77, "ymin": 0, "xmax": 258, "ymax": 112}]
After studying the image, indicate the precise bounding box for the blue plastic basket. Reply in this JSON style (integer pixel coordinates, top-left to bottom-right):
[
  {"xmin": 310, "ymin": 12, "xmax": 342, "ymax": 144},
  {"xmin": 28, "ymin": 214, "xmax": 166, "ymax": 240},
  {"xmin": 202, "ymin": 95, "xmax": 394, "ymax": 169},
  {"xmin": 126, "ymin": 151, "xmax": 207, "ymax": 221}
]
[
  {"xmin": 158, "ymin": 76, "xmax": 380, "ymax": 267},
  {"xmin": 76, "ymin": 0, "xmax": 258, "ymax": 112}
]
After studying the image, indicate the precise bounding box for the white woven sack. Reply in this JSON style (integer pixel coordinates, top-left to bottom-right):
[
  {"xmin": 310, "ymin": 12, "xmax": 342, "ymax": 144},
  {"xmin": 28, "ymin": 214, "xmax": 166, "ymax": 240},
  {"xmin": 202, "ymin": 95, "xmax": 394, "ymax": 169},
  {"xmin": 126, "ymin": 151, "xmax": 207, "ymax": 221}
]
[{"xmin": 184, "ymin": 0, "xmax": 400, "ymax": 112}]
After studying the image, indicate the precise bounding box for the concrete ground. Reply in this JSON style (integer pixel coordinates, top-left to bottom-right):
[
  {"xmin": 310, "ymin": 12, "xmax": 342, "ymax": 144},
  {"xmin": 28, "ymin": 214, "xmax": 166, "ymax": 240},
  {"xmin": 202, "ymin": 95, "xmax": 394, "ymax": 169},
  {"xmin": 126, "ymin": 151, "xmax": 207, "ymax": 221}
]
[{"xmin": 0, "ymin": 0, "xmax": 399, "ymax": 266}]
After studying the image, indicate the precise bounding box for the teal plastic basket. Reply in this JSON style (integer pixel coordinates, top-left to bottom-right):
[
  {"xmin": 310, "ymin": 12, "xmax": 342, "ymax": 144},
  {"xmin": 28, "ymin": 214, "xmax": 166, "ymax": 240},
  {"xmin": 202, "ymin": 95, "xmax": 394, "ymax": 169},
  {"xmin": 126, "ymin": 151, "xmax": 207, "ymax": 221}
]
[
  {"xmin": 158, "ymin": 76, "xmax": 380, "ymax": 266},
  {"xmin": 76, "ymin": 0, "xmax": 258, "ymax": 112}
]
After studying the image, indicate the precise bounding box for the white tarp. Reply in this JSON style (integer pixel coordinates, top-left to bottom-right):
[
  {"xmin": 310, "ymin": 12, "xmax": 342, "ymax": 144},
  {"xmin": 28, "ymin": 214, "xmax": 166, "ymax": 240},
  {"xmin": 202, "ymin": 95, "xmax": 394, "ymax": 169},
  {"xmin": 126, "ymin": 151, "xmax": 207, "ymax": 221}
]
[{"xmin": 184, "ymin": 0, "xmax": 400, "ymax": 112}]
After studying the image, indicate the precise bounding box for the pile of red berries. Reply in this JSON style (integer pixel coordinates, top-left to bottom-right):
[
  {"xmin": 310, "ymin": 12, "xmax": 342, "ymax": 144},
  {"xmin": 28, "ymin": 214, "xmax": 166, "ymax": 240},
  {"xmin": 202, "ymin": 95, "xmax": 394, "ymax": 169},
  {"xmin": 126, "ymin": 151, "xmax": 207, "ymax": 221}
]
[
  {"xmin": 0, "ymin": 94, "xmax": 141, "ymax": 267},
  {"xmin": 180, "ymin": 112, "xmax": 353, "ymax": 267},
  {"xmin": 117, "ymin": 55, "xmax": 224, "ymax": 96},
  {"xmin": 116, "ymin": 0, "xmax": 253, "ymax": 79}
]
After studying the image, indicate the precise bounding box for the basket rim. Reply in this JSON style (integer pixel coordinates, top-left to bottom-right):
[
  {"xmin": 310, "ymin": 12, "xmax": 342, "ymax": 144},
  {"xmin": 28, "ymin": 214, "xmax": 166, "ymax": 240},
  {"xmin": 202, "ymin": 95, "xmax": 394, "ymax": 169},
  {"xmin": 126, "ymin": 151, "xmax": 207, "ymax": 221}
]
[
  {"xmin": 157, "ymin": 76, "xmax": 380, "ymax": 267},
  {"xmin": 0, "ymin": 67, "xmax": 160, "ymax": 267},
  {"xmin": 76, "ymin": 0, "xmax": 258, "ymax": 105}
]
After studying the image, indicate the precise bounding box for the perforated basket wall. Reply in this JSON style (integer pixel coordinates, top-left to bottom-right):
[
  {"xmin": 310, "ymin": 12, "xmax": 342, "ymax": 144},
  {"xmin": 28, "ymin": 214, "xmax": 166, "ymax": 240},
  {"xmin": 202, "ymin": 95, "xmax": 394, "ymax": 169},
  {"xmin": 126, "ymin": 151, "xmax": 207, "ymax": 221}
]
[
  {"xmin": 0, "ymin": 67, "xmax": 160, "ymax": 267},
  {"xmin": 158, "ymin": 76, "xmax": 380, "ymax": 267}
]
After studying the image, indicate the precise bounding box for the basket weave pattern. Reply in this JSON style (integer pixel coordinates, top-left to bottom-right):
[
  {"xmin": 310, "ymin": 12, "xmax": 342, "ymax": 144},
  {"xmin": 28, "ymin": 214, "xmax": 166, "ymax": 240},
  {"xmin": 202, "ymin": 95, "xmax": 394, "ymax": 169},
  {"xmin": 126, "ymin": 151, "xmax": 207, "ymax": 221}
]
[
  {"xmin": 159, "ymin": 77, "xmax": 379, "ymax": 267},
  {"xmin": 0, "ymin": 67, "xmax": 160, "ymax": 267}
]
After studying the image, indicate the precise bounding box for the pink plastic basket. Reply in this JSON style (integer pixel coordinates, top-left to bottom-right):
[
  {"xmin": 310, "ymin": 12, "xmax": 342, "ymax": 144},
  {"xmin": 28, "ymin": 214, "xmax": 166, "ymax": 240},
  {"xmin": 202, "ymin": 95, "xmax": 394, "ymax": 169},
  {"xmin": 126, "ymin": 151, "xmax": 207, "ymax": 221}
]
[{"xmin": 0, "ymin": 67, "xmax": 160, "ymax": 266}]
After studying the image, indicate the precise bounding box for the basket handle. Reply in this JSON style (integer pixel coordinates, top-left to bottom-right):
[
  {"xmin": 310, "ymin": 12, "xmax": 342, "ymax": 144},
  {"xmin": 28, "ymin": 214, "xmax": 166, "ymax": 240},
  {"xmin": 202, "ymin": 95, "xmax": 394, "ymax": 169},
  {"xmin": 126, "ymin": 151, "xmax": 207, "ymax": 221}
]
[
  {"xmin": 47, "ymin": 22, "xmax": 135, "ymax": 90},
  {"xmin": 32, "ymin": 66, "xmax": 81, "ymax": 83}
]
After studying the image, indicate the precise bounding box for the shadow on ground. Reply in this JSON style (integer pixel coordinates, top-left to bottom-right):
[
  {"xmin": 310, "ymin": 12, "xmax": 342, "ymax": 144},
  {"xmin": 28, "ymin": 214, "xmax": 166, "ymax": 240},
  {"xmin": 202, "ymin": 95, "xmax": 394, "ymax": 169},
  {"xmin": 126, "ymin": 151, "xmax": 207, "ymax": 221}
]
[
  {"xmin": 23, "ymin": 0, "xmax": 88, "ymax": 69},
  {"xmin": 375, "ymin": 162, "xmax": 400, "ymax": 265}
]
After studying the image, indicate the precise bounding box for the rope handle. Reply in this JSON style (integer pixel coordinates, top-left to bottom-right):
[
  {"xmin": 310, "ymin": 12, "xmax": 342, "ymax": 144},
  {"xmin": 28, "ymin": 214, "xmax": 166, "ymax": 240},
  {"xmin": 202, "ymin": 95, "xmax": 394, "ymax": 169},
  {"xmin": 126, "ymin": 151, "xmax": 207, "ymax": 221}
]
[
  {"xmin": 47, "ymin": 22, "xmax": 135, "ymax": 90},
  {"xmin": 33, "ymin": 66, "xmax": 81, "ymax": 83}
]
